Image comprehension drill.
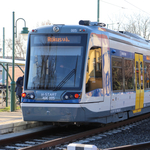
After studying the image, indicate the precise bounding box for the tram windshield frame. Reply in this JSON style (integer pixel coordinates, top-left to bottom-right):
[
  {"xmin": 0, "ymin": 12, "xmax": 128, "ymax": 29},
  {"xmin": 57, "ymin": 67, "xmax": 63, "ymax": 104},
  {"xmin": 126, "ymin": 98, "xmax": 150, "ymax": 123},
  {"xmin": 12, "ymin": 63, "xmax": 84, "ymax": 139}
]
[{"xmin": 27, "ymin": 34, "xmax": 87, "ymax": 90}]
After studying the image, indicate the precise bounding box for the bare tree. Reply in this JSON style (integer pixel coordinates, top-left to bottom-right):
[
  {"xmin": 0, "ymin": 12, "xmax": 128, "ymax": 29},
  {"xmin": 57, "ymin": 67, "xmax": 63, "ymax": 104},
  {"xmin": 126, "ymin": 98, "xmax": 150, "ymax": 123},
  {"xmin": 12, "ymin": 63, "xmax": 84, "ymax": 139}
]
[
  {"xmin": 36, "ymin": 20, "xmax": 52, "ymax": 27},
  {"xmin": 41, "ymin": 20, "xmax": 52, "ymax": 26},
  {"xmin": 107, "ymin": 12, "xmax": 125, "ymax": 31},
  {"xmin": 5, "ymin": 35, "xmax": 26, "ymax": 59},
  {"xmin": 123, "ymin": 14, "xmax": 150, "ymax": 40},
  {"xmin": 0, "ymin": 39, "xmax": 2, "ymax": 54},
  {"xmin": 109, "ymin": 13, "xmax": 150, "ymax": 40}
]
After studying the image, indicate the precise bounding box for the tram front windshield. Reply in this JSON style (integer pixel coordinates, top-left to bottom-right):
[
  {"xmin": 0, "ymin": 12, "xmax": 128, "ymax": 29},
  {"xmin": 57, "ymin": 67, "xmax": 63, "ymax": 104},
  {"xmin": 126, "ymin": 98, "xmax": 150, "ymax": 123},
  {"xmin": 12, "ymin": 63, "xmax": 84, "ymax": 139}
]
[{"xmin": 27, "ymin": 34, "xmax": 86, "ymax": 90}]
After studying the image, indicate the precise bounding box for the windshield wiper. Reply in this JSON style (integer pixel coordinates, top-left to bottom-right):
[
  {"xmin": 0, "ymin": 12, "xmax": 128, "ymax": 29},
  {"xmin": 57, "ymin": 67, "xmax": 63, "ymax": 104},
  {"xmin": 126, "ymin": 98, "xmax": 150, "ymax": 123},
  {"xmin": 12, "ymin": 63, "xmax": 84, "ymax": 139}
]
[
  {"xmin": 53, "ymin": 55, "xmax": 79, "ymax": 91},
  {"xmin": 53, "ymin": 69, "xmax": 76, "ymax": 91},
  {"xmin": 74, "ymin": 55, "xmax": 78, "ymax": 86}
]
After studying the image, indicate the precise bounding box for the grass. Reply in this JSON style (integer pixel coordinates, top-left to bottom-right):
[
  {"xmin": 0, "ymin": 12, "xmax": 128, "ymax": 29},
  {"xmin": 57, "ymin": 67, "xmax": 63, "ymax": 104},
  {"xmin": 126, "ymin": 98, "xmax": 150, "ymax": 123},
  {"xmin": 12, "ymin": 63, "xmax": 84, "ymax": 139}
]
[
  {"xmin": 0, "ymin": 107, "xmax": 10, "ymax": 112},
  {"xmin": 0, "ymin": 106, "xmax": 21, "ymax": 112}
]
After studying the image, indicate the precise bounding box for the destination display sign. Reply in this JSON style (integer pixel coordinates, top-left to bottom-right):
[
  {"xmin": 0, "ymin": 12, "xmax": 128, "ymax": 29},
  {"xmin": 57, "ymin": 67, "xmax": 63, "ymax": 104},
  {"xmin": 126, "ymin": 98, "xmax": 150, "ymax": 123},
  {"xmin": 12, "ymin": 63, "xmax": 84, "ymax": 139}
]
[
  {"xmin": 32, "ymin": 35, "xmax": 81, "ymax": 45},
  {"xmin": 47, "ymin": 37, "xmax": 70, "ymax": 42},
  {"xmin": 47, "ymin": 36, "xmax": 81, "ymax": 43}
]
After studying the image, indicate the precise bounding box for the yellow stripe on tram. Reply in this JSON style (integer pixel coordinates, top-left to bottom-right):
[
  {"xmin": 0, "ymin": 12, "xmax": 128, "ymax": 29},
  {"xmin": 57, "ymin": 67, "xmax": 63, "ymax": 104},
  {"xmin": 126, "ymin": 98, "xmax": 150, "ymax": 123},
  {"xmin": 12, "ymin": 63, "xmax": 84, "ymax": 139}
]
[{"xmin": 133, "ymin": 53, "xmax": 144, "ymax": 113}]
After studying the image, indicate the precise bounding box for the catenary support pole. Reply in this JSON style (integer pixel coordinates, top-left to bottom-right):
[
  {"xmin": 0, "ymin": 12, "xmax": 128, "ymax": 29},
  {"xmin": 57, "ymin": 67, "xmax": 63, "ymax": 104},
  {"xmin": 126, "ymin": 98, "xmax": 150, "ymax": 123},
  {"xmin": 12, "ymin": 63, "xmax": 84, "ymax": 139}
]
[
  {"xmin": 2, "ymin": 27, "xmax": 5, "ymax": 85},
  {"xmin": 97, "ymin": 0, "xmax": 100, "ymax": 22},
  {"xmin": 6, "ymin": 64, "xmax": 8, "ymax": 107},
  {"xmin": 11, "ymin": 11, "xmax": 16, "ymax": 111}
]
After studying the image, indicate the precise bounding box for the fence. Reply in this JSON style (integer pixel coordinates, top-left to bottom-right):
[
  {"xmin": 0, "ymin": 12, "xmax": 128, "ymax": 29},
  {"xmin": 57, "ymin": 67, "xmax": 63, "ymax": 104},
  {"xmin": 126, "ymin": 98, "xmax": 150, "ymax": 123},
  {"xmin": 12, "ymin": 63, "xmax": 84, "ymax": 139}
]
[{"xmin": 0, "ymin": 85, "xmax": 11, "ymax": 108}]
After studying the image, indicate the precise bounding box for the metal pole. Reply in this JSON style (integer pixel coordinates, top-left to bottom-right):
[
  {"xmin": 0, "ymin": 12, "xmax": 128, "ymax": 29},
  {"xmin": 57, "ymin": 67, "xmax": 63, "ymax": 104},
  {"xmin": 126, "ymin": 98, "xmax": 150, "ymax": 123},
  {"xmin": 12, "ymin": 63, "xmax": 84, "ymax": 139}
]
[
  {"xmin": 11, "ymin": 11, "xmax": 16, "ymax": 111},
  {"xmin": 2, "ymin": 27, "xmax": 5, "ymax": 85},
  {"xmin": 97, "ymin": 0, "xmax": 100, "ymax": 22},
  {"xmin": 6, "ymin": 64, "xmax": 8, "ymax": 107}
]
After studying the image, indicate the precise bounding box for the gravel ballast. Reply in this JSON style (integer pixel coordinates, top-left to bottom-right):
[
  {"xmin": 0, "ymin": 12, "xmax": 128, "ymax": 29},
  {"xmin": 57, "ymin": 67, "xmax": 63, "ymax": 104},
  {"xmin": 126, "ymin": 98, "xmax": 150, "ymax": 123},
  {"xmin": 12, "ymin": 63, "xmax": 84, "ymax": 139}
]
[{"xmin": 82, "ymin": 118, "xmax": 150, "ymax": 149}]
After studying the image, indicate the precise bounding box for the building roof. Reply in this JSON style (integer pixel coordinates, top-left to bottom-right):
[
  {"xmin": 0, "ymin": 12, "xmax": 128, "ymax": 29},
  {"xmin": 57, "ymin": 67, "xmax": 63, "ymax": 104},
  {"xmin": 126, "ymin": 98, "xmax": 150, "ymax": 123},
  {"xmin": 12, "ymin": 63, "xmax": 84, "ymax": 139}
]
[{"xmin": 0, "ymin": 58, "xmax": 25, "ymax": 65}]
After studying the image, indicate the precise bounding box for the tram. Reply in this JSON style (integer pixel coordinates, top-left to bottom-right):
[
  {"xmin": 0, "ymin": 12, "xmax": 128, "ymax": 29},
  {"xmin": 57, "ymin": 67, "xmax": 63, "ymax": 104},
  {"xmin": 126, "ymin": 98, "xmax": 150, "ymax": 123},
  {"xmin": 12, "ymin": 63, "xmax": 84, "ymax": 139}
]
[{"xmin": 21, "ymin": 20, "xmax": 150, "ymax": 124}]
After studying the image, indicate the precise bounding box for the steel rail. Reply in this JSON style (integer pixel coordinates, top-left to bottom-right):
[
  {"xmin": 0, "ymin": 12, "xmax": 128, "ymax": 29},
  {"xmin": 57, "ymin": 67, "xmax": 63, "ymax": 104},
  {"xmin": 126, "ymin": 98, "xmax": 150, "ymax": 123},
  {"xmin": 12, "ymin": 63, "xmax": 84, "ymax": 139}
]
[
  {"xmin": 19, "ymin": 113, "xmax": 150, "ymax": 150},
  {"xmin": 0, "ymin": 126, "xmax": 56, "ymax": 145},
  {"xmin": 104, "ymin": 141, "xmax": 150, "ymax": 150}
]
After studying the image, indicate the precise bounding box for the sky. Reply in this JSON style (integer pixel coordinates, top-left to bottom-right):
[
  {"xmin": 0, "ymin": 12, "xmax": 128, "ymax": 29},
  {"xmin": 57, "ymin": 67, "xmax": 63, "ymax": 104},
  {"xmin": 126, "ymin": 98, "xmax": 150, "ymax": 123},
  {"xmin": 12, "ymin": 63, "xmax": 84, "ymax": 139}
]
[{"xmin": 0, "ymin": 0, "xmax": 149, "ymax": 47}]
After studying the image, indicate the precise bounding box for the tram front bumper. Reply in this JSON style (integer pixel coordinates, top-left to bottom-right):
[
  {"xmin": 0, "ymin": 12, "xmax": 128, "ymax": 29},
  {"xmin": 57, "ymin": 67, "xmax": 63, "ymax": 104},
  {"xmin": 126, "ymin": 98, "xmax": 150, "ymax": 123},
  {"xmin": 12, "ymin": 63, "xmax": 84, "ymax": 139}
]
[{"xmin": 21, "ymin": 103, "xmax": 85, "ymax": 123}]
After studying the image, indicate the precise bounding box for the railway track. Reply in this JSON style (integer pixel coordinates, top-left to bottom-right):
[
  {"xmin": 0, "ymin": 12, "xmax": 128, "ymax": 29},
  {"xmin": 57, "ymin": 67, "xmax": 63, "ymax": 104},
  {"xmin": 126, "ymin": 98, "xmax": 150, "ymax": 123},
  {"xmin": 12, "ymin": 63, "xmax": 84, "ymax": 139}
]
[
  {"xmin": 1, "ymin": 113, "xmax": 150, "ymax": 150},
  {"xmin": 103, "ymin": 141, "xmax": 150, "ymax": 150}
]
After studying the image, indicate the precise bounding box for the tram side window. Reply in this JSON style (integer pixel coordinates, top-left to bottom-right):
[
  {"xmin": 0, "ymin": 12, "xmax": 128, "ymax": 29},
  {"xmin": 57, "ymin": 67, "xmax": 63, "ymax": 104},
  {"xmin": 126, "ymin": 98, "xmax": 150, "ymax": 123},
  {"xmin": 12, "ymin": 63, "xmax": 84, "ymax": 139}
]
[
  {"xmin": 125, "ymin": 59, "xmax": 134, "ymax": 90},
  {"xmin": 86, "ymin": 47, "xmax": 102, "ymax": 93},
  {"xmin": 112, "ymin": 57, "xmax": 123, "ymax": 91},
  {"xmin": 144, "ymin": 62, "xmax": 150, "ymax": 89}
]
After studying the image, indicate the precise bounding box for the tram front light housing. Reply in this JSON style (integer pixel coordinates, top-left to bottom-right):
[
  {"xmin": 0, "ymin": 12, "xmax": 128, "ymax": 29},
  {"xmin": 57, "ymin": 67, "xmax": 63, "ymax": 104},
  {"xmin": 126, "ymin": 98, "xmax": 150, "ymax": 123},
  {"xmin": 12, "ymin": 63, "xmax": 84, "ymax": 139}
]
[
  {"xmin": 63, "ymin": 92, "xmax": 81, "ymax": 100},
  {"xmin": 26, "ymin": 93, "xmax": 35, "ymax": 99}
]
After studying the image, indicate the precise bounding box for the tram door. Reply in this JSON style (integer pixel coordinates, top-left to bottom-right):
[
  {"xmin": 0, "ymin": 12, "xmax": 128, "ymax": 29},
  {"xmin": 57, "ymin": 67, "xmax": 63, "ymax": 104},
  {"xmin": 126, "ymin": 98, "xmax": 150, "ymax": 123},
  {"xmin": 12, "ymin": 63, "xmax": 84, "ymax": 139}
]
[{"xmin": 133, "ymin": 53, "xmax": 144, "ymax": 113}]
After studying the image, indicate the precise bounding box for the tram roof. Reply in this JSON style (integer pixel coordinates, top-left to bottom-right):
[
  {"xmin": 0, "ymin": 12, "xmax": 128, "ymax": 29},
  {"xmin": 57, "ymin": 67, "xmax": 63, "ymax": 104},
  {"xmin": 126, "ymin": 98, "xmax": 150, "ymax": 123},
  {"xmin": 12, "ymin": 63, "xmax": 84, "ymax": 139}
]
[{"xmin": 0, "ymin": 58, "xmax": 25, "ymax": 65}]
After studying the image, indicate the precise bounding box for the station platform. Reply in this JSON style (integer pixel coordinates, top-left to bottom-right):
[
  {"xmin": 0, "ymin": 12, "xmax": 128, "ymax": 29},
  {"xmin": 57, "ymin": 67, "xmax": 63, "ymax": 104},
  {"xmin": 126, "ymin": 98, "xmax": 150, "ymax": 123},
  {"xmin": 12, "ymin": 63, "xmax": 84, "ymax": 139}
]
[
  {"xmin": 0, "ymin": 109, "xmax": 22, "ymax": 125},
  {"xmin": 0, "ymin": 109, "xmax": 44, "ymax": 135}
]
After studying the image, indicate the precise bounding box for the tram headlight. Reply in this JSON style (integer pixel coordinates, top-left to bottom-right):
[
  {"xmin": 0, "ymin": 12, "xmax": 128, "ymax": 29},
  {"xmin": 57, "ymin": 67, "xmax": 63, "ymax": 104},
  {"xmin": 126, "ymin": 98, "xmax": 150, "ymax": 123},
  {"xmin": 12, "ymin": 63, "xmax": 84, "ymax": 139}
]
[
  {"xmin": 29, "ymin": 94, "xmax": 35, "ymax": 99},
  {"xmin": 65, "ymin": 95, "xmax": 69, "ymax": 99},
  {"xmin": 26, "ymin": 93, "xmax": 35, "ymax": 99}
]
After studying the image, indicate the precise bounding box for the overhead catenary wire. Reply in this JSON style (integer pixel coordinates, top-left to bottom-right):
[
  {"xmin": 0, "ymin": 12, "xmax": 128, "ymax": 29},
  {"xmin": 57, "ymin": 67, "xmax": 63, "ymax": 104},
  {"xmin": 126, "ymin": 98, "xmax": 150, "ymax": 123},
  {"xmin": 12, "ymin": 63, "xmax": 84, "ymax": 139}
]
[
  {"xmin": 101, "ymin": 0, "xmax": 129, "ymax": 9},
  {"xmin": 101, "ymin": 0, "xmax": 150, "ymax": 16},
  {"xmin": 124, "ymin": 0, "xmax": 150, "ymax": 16}
]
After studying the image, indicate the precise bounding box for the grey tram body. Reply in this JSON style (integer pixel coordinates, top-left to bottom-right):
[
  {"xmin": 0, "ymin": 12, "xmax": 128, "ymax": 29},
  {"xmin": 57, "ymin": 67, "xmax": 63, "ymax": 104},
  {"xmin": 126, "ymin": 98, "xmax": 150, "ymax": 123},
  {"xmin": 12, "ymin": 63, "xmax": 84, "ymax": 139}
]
[{"xmin": 21, "ymin": 21, "xmax": 150, "ymax": 124}]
